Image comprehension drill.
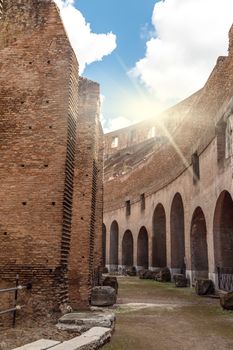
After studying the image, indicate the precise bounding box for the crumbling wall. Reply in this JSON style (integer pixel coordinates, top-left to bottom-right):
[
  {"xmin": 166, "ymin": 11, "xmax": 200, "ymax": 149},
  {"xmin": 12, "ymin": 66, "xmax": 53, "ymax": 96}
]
[
  {"xmin": 103, "ymin": 24, "xmax": 233, "ymax": 212},
  {"xmin": 68, "ymin": 78, "xmax": 103, "ymax": 308},
  {"xmin": 0, "ymin": 0, "xmax": 103, "ymax": 317},
  {"xmin": 0, "ymin": 0, "xmax": 74, "ymax": 315},
  {"xmin": 103, "ymin": 24, "xmax": 233, "ymax": 288}
]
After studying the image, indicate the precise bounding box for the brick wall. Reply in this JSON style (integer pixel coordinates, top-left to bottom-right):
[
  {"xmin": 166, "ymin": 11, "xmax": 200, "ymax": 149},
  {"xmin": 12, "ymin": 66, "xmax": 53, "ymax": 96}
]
[
  {"xmin": 103, "ymin": 24, "xmax": 233, "ymax": 287},
  {"xmin": 68, "ymin": 78, "xmax": 103, "ymax": 309},
  {"xmin": 0, "ymin": 0, "xmax": 103, "ymax": 317},
  {"xmin": 104, "ymin": 91, "xmax": 200, "ymax": 158},
  {"xmin": 103, "ymin": 29, "xmax": 233, "ymax": 212}
]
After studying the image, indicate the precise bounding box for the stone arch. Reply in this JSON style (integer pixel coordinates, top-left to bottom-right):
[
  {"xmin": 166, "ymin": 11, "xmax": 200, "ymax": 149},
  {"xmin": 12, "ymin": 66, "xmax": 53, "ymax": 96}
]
[
  {"xmin": 170, "ymin": 193, "xmax": 185, "ymax": 273},
  {"xmin": 152, "ymin": 204, "xmax": 167, "ymax": 268},
  {"xmin": 190, "ymin": 207, "xmax": 209, "ymax": 278},
  {"xmin": 122, "ymin": 230, "xmax": 134, "ymax": 266},
  {"xmin": 109, "ymin": 220, "xmax": 119, "ymax": 271},
  {"xmin": 137, "ymin": 226, "xmax": 149, "ymax": 269},
  {"xmin": 102, "ymin": 224, "xmax": 106, "ymax": 267},
  {"xmin": 213, "ymin": 191, "xmax": 233, "ymax": 269}
]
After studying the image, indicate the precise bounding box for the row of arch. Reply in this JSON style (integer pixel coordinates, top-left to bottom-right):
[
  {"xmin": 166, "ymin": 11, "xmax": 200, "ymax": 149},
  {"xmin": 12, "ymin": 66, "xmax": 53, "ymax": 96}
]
[{"xmin": 103, "ymin": 191, "xmax": 233, "ymax": 276}]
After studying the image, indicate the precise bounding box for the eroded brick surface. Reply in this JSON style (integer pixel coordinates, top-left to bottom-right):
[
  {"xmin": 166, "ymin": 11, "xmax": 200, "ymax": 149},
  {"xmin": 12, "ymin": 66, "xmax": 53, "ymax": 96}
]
[
  {"xmin": 103, "ymin": 25, "xmax": 233, "ymax": 287},
  {"xmin": 0, "ymin": 0, "xmax": 103, "ymax": 318}
]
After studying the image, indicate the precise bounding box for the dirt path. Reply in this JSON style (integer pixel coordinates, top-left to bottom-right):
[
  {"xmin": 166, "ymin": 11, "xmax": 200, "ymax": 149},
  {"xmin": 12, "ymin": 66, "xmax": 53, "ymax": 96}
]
[{"xmin": 104, "ymin": 277, "xmax": 233, "ymax": 350}]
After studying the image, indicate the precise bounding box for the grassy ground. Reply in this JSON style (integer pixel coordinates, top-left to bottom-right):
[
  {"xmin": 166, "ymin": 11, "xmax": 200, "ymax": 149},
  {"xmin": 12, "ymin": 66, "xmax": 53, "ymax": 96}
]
[{"xmin": 104, "ymin": 277, "xmax": 233, "ymax": 350}]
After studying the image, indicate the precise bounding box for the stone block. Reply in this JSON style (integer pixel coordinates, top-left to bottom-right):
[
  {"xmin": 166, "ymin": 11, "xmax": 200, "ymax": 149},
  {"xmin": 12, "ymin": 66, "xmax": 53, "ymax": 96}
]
[
  {"xmin": 138, "ymin": 269, "xmax": 152, "ymax": 279},
  {"xmin": 102, "ymin": 267, "xmax": 109, "ymax": 274},
  {"xmin": 155, "ymin": 267, "xmax": 171, "ymax": 282},
  {"xmin": 91, "ymin": 286, "xmax": 117, "ymax": 307},
  {"xmin": 103, "ymin": 276, "xmax": 118, "ymax": 294},
  {"xmin": 57, "ymin": 311, "xmax": 115, "ymax": 333},
  {"xmin": 220, "ymin": 291, "xmax": 233, "ymax": 310},
  {"xmin": 195, "ymin": 279, "xmax": 215, "ymax": 295},
  {"xmin": 13, "ymin": 339, "xmax": 60, "ymax": 350},
  {"xmin": 51, "ymin": 327, "xmax": 111, "ymax": 350},
  {"xmin": 125, "ymin": 266, "xmax": 137, "ymax": 276},
  {"xmin": 174, "ymin": 274, "xmax": 187, "ymax": 288}
]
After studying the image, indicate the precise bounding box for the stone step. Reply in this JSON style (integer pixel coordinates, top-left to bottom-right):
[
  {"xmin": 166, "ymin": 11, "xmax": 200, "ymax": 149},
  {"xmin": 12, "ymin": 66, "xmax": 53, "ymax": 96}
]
[
  {"xmin": 13, "ymin": 339, "xmax": 61, "ymax": 350},
  {"xmin": 57, "ymin": 311, "xmax": 115, "ymax": 333},
  {"xmin": 51, "ymin": 327, "xmax": 111, "ymax": 350}
]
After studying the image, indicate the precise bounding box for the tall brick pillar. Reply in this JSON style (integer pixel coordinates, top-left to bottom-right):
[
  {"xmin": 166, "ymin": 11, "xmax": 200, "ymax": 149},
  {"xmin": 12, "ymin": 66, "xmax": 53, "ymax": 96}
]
[{"xmin": 68, "ymin": 78, "xmax": 103, "ymax": 309}]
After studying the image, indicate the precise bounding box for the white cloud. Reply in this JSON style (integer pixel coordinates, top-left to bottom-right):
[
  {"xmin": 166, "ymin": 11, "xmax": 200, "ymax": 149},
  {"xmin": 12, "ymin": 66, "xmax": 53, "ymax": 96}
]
[
  {"xmin": 103, "ymin": 116, "xmax": 132, "ymax": 133},
  {"xmin": 54, "ymin": 0, "xmax": 117, "ymax": 74},
  {"xmin": 140, "ymin": 23, "xmax": 155, "ymax": 41},
  {"xmin": 131, "ymin": 0, "xmax": 233, "ymax": 107}
]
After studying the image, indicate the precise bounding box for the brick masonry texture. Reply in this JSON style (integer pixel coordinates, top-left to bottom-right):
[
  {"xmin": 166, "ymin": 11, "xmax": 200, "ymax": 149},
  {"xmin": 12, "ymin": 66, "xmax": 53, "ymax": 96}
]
[
  {"xmin": 0, "ymin": 0, "xmax": 103, "ymax": 317},
  {"xmin": 103, "ymin": 25, "xmax": 233, "ymax": 287}
]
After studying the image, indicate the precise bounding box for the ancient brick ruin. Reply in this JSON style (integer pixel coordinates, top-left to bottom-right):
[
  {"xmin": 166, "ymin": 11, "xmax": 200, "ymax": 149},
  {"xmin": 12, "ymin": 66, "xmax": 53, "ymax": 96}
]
[
  {"xmin": 103, "ymin": 25, "xmax": 233, "ymax": 290},
  {"xmin": 1, "ymin": 0, "xmax": 233, "ymax": 328},
  {"xmin": 0, "ymin": 0, "xmax": 103, "ymax": 315}
]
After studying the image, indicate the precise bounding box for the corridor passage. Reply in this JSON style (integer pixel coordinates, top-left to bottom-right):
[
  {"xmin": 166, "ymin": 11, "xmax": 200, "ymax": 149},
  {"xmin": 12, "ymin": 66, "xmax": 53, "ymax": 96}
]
[{"xmin": 104, "ymin": 277, "xmax": 233, "ymax": 350}]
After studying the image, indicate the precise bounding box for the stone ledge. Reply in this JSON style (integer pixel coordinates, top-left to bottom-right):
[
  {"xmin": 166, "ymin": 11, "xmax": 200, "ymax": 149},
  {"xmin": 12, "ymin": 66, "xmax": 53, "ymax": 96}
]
[
  {"xmin": 13, "ymin": 339, "xmax": 61, "ymax": 350},
  {"xmin": 13, "ymin": 327, "xmax": 112, "ymax": 350},
  {"xmin": 57, "ymin": 311, "xmax": 115, "ymax": 333},
  {"xmin": 52, "ymin": 327, "xmax": 111, "ymax": 350}
]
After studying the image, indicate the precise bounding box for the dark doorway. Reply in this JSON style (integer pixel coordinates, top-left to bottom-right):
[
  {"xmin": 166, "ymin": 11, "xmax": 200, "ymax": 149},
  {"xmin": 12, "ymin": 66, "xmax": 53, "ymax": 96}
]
[
  {"xmin": 152, "ymin": 204, "xmax": 167, "ymax": 267},
  {"xmin": 214, "ymin": 191, "xmax": 233, "ymax": 269},
  {"xmin": 122, "ymin": 230, "xmax": 134, "ymax": 266},
  {"xmin": 137, "ymin": 226, "xmax": 149, "ymax": 269},
  {"xmin": 170, "ymin": 193, "xmax": 185, "ymax": 273},
  {"xmin": 190, "ymin": 207, "xmax": 208, "ymax": 278},
  {"xmin": 109, "ymin": 220, "xmax": 119, "ymax": 270}
]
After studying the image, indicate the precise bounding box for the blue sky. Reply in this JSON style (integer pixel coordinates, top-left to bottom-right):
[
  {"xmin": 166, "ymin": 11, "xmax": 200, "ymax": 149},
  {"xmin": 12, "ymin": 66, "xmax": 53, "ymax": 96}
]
[
  {"xmin": 56, "ymin": 0, "xmax": 233, "ymax": 131},
  {"xmin": 74, "ymin": 0, "xmax": 157, "ymax": 129}
]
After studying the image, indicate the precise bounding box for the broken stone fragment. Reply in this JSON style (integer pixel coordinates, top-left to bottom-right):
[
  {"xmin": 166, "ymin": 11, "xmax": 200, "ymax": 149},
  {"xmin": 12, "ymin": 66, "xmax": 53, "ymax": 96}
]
[
  {"xmin": 155, "ymin": 267, "xmax": 171, "ymax": 282},
  {"xmin": 125, "ymin": 266, "xmax": 137, "ymax": 276},
  {"xmin": 144, "ymin": 270, "xmax": 156, "ymax": 280},
  {"xmin": 103, "ymin": 276, "xmax": 118, "ymax": 294},
  {"xmin": 138, "ymin": 269, "xmax": 148, "ymax": 279},
  {"xmin": 102, "ymin": 267, "xmax": 109, "ymax": 274},
  {"xmin": 91, "ymin": 286, "xmax": 117, "ymax": 307},
  {"xmin": 138, "ymin": 269, "xmax": 154, "ymax": 279},
  {"xmin": 174, "ymin": 274, "xmax": 187, "ymax": 288},
  {"xmin": 195, "ymin": 278, "xmax": 215, "ymax": 296},
  {"xmin": 220, "ymin": 291, "xmax": 233, "ymax": 310}
]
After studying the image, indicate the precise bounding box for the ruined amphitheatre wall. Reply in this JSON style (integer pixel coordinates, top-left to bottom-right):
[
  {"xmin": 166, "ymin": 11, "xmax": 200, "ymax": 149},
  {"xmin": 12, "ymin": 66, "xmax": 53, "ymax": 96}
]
[
  {"xmin": 0, "ymin": 0, "xmax": 103, "ymax": 316},
  {"xmin": 104, "ymin": 92, "xmax": 199, "ymax": 158},
  {"xmin": 103, "ymin": 25, "xmax": 233, "ymax": 286}
]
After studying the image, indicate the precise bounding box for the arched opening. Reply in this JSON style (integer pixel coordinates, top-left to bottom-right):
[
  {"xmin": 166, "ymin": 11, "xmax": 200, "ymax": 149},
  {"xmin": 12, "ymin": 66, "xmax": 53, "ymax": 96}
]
[
  {"xmin": 213, "ymin": 191, "xmax": 233, "ymax": 290},
  {"xmin": 170, "ymin": 193, "xmax": 185, "ymax": 273},
  {"xmin": 214, "ymin": 191, "xmax": 233, "ymax": 268},
  {"xmin": 152, "ymin": 204, "xmax": 167, "ymax": 268},
  {"xmin": 109, "ymin": 220, "xmax": 119, "ymax": 271},
  {"xmin": 122, "ymin": 230, "xmax": 134, "ymax": 266},
  {"xmin": 190, "ymin": 207, "xmax": 208, "ymax": 279},
  {"xmin": 102, "ymin": 224, "xmax": 106, "ymax": 267},
  {"xmin": 137, "ymin": 226, "xmax": 148, "ymax": 269}
]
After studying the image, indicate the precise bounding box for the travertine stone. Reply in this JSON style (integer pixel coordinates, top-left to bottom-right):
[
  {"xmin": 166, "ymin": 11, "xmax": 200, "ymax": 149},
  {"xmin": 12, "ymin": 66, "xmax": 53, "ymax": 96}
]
[
  {"xmin": 57, "ymin": 311, "xmax": 115, "ymax": 332},
  {"xmin": 13, "ymin": 339, "xmax": 60, "ymax": 350}
]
